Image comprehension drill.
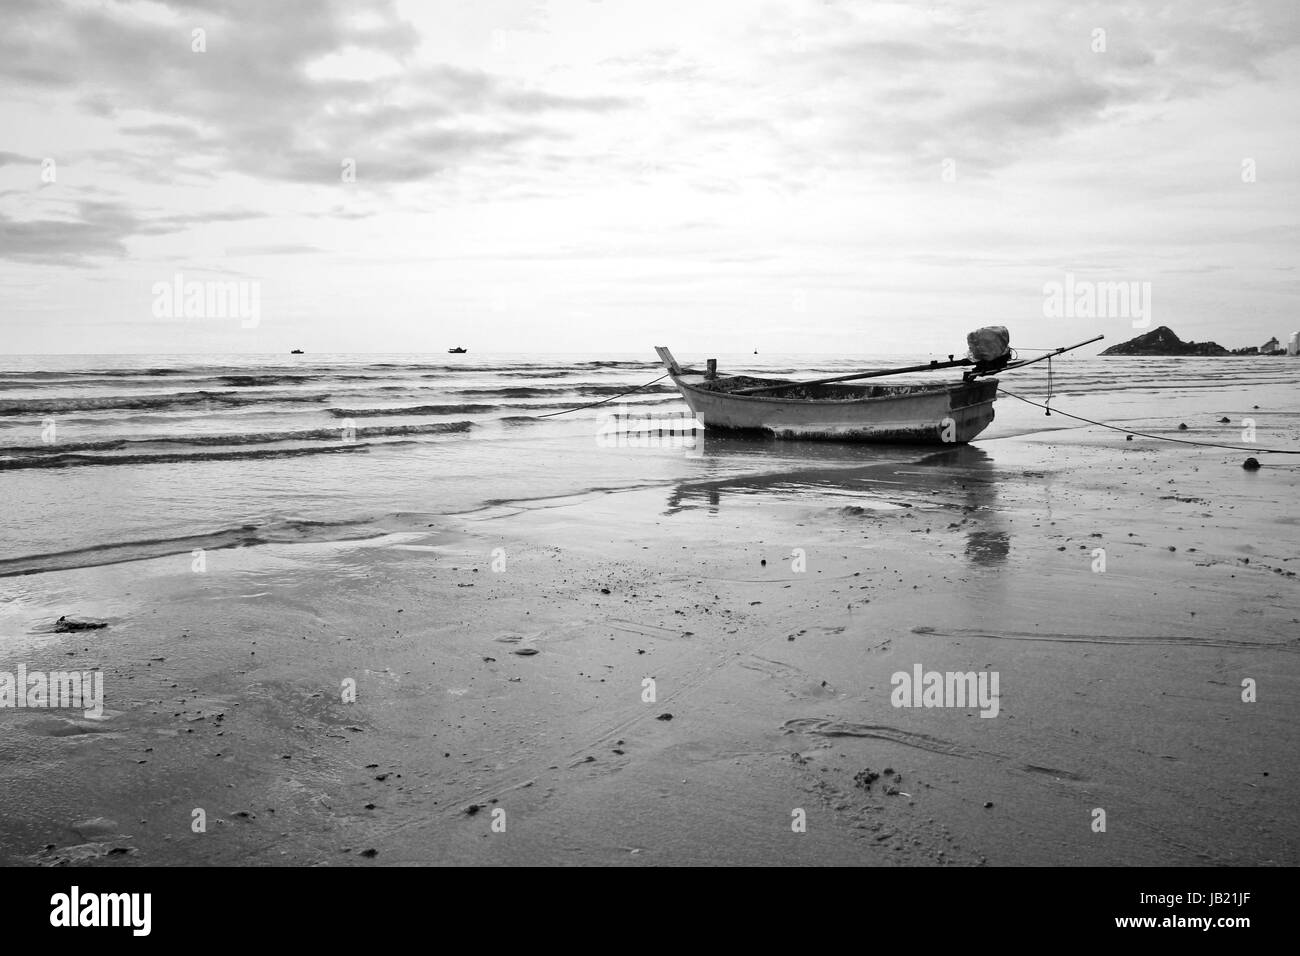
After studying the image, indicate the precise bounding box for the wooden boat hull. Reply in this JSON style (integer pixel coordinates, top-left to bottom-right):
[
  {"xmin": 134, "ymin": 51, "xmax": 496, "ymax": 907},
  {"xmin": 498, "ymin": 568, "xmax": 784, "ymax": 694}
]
[{"xmin": 666, "ymin": 372, "xmax": 998, "ymax": 444}]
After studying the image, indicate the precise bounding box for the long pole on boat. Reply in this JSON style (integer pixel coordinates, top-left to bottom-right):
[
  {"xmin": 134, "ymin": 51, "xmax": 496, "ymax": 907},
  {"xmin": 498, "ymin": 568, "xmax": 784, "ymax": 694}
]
[
  {"xmin": 728, "ymin": 334, "xmax": 1104, "ymax": 395},
  {"xmin": 729, "ymin": 357, "xmax": 974, "ymax": 395},
  {"xmin": 975, "ymin": 334, "xmax": 1104, "ymax": 375}
]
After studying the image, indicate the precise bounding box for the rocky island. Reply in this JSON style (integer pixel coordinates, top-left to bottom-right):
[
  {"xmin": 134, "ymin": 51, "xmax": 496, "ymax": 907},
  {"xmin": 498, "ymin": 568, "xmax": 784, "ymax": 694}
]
[{"xmin": 1101, "ymin": 326, "xmax": 1290, "ymax": 356}]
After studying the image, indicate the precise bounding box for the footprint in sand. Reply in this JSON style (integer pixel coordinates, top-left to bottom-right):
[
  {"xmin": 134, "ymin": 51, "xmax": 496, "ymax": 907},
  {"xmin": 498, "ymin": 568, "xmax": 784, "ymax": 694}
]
[{"xmin": 496, "ymin": 631, "xmax": 543, "ymax": 655}]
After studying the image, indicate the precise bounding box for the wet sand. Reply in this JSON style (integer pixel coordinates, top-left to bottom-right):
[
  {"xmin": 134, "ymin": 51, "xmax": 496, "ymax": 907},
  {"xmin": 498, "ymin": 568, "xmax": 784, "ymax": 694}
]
[{"xmin": 1, "ymin": 416, "xmax": 1297, "ymax": 866}]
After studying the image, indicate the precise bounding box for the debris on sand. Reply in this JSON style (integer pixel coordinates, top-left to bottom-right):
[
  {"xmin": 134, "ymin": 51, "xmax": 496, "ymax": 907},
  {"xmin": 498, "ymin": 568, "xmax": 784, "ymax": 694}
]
[
  {"xmin": 656, "ymin": 713, "xmax": 674, "ymax": 721},
  {"xmin": 37, "ymin": 843, "xmax": 137, "ymax": 865},
  {"xmin": 853, "ymin": 768, "xmax": 880, "ymax": 791},
  {"xmin": 53, "ymin": 616, "xmax": 107, "ymax": 633}
]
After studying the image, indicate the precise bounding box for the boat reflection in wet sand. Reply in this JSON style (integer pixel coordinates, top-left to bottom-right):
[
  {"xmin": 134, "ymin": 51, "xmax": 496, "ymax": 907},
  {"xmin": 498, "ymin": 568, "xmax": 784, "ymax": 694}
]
[{"xmin": 654, "ymin": 331, "xmax": 1100, "ymax": 446}]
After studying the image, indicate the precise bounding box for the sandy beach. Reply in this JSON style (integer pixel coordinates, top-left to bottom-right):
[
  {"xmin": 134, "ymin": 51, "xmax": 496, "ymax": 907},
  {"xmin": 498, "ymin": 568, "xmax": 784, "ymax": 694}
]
[
  {"xmin": 5, "ymin": 0, "xmax": 1300, "ymax": 898},
  {"xmin": 3, "ymin": 387, "xmax": 1296, "ymax": 867}
]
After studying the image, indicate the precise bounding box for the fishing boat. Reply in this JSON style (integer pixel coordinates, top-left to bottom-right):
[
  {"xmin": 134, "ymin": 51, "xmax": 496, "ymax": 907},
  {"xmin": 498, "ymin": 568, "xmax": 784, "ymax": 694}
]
[
  {"xmin": 654, "ymin": 332, "xmax": 1100, "ymax": 445},
  {"xmin": 448, "ymin": 347, "xmax": 468, "ymax": 354}
]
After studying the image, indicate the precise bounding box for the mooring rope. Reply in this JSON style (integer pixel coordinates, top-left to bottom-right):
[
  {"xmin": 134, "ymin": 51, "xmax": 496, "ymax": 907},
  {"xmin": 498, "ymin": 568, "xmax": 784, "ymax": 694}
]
[
  {"xmin": 996, "ymin": 386, "xmax": 1300, "ymax": 454},
  {"xmin": 1043, "ymin": 355, "xmax": 1055, "ymax": 415},
  {"xmin": 534, "ymin": 372, "xmax": 672, "ymax": 418}
]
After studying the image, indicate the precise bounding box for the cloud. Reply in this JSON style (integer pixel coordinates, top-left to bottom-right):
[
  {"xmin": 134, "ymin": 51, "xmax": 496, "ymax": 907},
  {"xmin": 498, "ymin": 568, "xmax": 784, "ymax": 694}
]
[
  {"xmin": 0, "ymin": 201, "xmax": 137, "ymax": 264},
  {"xmin": 1, "ymin": 0, "xmax": 632, "ymax": 191},
  {"xmin": 0, "ymin": 199, "xmax": 269, "ymax": 265},
  {"xmin": 0, "ymin": 151, "xmax": 41, "ymax": 167},
  {"xmin": 1, "ymin": 0, "xmax": 1295, "ymax": 350}
]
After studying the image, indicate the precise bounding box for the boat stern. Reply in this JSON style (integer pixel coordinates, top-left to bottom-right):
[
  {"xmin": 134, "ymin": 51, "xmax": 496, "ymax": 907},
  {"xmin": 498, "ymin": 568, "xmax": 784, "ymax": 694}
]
[{"xmin": 945, "ymin": 377, "xmax": 998, "ymax": 443}]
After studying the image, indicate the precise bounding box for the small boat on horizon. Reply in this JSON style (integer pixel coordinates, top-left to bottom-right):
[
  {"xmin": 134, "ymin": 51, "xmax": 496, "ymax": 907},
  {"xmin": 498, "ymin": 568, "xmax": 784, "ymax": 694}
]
[
  {"xmin": 448, "ymin": 347, "xmax": 468, "ymax": 354},
  {"xmin": 290, "ymin": 349, "xmax": 304, "ymax": 354},
  {"xmin": 655, "ymin": 330, "xmax": 1100, "ymax": 445}
]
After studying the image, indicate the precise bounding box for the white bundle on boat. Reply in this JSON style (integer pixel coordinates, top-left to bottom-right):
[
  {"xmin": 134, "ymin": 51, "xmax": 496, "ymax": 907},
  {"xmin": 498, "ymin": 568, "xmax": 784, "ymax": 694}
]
[{"xmin": 967, "ymin": 326, "xmax": 1010, "ymax": 363}]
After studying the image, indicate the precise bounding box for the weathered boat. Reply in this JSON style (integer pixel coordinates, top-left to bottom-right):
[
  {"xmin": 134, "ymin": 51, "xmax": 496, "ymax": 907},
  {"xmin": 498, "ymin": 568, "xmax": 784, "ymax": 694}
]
[
  {"xmin": 654, "ymin": 334, "xmax": 1101, "ymax": 445},
  {"xmin": 655, "ymin": 348, "xmax": 994, "ymax": 443}
]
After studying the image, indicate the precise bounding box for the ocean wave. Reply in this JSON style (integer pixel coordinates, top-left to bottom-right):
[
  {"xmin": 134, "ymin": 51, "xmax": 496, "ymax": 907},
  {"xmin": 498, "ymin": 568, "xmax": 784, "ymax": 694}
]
[
  {"xmin": 0, "ymin": 421, "xmax": 475, "ymax": 456},
  {"xmin": 328, "ymin": 403, "xmax": 501, "ymax": 418},
  {"xmin": 0, "ymin": 368, "xmax": 188, "ymax": 380},
  {"xmin": 0, "ymin": 423, "xmax": 473, "ymax": 470},
  {"xmin": 214, "ymin": 375, "xmax": 319, "ymax": 387},
  {"xmin": 0, "ymin": 443, "xmax": 367, "ymax": 470},
  {"xmin": 324, "ymin": 394, "xmax": 686, "ymax": 418},
  {"xmin": 0, "ymin": 516, "xmax": 393, "ymax": 578},
  {"xmin": 0, "ymin": 390, "xmax": 332, "ymax": 415},
  {"xmin": 452, "ymin": 383, "xmax": 674, "ymax": 398}
]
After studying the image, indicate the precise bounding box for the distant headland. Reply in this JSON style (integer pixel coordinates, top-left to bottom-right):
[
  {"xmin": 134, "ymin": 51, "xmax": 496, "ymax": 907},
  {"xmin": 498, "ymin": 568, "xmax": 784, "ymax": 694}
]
[{"xmin": 1101, "ymin": 326, "xmax": 1298, "ymax": 356}]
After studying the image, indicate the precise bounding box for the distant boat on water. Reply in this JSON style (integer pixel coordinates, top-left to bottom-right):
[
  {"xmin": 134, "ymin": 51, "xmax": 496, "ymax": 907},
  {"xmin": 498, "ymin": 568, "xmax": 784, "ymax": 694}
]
[
  {"xmin": 448, "ymin": 347, "xmax": 468, "ymax": 354},
  {"xmin": 290, "ymin": 349, "xmax": 304, "ymax": 354}
]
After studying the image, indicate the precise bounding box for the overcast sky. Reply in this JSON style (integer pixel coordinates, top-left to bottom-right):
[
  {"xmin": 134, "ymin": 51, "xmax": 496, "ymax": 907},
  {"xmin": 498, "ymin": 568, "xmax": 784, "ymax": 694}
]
[{"xmin": 1, "ymin": 0, "xmax": 1296, "ymax": 355}]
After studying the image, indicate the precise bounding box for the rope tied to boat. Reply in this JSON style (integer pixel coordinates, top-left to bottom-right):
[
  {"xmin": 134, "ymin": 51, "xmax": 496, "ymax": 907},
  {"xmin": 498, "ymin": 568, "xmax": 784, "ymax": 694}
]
[
  {"xmin": 1043, "ymin": 355, "xmax": 1054, "ymax": 416},
  {"xmin": 534, "ymin": 372, "xmax": 671, "ymax": 418},
  {"xmin": 996, "ymin": 387, "xmax": 1300, "ymax": 454}
]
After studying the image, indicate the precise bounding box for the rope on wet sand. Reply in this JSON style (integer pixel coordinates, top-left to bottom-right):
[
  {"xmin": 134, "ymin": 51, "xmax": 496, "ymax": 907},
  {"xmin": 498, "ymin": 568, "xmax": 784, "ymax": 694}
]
[{"xmin": 996, "ymin": 387, "xmax": 1300, "ymax": 454}]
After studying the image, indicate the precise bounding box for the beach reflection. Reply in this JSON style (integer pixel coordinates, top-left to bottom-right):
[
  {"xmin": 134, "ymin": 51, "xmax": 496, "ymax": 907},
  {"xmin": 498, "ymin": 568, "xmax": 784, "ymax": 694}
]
[{"xmin": 665, "ymin": 434, "xmax": 1010, "ymax": 566}]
